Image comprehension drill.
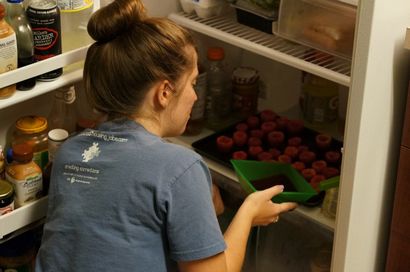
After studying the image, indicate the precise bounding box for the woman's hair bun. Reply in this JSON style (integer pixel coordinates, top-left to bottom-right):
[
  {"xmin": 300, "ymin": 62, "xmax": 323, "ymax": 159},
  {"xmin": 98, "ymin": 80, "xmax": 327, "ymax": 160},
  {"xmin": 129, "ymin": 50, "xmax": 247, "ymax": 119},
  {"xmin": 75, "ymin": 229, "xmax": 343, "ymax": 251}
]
[{"xmin": 87, "ymin": 0, "xmax": 147, "ymax": 43}]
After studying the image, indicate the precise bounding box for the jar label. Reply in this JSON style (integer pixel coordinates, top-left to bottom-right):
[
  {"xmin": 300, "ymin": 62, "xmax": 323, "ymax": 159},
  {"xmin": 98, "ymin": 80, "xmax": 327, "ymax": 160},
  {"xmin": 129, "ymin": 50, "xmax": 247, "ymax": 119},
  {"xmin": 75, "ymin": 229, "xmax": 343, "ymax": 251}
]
[
  {"xmin": 0, "ymin": 201, "xmax": 14, "ymax": 215},
  {"xmin": 6, "ymin": 172, "xmax": 43, "ymax": 207},
  {"xmin": 301, "ymin": 92, "xmax": 338, "ymax": 124},
  {"xmin": 0, "ymin": 33, "xmax": 17, "ymax": 74},
  {"xmin": 58, "ymin": 0, "xmax": 93, "ymax": 12}
]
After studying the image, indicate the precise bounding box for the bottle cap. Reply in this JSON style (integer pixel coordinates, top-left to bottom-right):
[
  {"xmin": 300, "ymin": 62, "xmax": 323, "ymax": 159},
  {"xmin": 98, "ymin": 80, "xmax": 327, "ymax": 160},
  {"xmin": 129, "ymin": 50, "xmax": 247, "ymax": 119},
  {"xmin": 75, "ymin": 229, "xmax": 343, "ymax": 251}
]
[
  {"xmin": 48, "ymin": 129, "xmax": 69, "ymax": 142},
  {"xmin": 7, "ymin": 0, "xmax": 24, "ymax": 4},
  {"xmin": 15, "ymin": 116, "xmax": 48, "ymax": 134},
  {"xmin": 55, "ymin": 86, "xmax": 76, "ymax": 104},
  {"xmin": 232, "ymin": 66, "xmax": 259, "ymax": 85},
  {"xmin": 207, "ymin": 47, "xmax": 224, "ymax": 61},
  {"xmin": 12, "ymin": 143, "xmax": 34, "ymax": 162}
]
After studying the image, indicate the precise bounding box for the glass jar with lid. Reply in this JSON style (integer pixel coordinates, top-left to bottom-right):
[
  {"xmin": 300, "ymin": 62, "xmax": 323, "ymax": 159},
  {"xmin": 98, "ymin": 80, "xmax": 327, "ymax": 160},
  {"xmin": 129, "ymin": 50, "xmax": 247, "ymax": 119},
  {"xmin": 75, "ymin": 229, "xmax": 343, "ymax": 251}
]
[{"xmin": 12, "ymin": 115, "xmax": 48, "ymax": 170}]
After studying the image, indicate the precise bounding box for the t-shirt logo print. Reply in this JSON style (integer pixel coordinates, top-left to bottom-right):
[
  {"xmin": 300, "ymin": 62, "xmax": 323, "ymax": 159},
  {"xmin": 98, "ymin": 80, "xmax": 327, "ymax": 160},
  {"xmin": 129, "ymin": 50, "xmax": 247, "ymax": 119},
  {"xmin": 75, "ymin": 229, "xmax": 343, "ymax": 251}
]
[{"xmin": 82, "ymin": 142, "xmax": 101, "ymax": 162}]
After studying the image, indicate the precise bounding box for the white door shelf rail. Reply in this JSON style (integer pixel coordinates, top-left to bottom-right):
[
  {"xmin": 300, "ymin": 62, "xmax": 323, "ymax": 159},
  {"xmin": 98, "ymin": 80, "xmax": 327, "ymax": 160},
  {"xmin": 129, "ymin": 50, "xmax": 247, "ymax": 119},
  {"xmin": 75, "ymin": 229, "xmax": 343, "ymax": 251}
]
[
  {"xmin": 0, "ymin": 196, "xmax": 48, "ymax": 240},
  {"xmin": 0, "ymin": 45, "xmax": 89, "ymax": 110},
  {"xmin": 169, "ymin": 12, "xmax": 352, "ymax": 87}
]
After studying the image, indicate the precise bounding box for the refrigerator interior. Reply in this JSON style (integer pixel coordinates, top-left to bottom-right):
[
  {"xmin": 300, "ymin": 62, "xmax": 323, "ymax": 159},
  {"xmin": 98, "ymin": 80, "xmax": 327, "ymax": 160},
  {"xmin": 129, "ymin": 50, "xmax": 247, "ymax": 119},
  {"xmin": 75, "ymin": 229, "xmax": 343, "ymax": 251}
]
[{"xmin": 1, "ymin": 0, "xmax": 410, "ymax": 271}]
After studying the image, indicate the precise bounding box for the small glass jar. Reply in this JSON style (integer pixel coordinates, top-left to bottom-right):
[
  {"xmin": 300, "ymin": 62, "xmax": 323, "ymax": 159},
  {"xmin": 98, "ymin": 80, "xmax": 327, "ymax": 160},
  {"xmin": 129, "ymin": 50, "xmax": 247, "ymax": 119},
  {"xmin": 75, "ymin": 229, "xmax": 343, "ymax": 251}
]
[
  {"xmin": 232, "ymin": 66, "xmax": 260, "ymax": 118},
  {"xmin": 0, "ymin": 179, "xmax": 14, "ymax": 216},
  {"xmin": 12, "ymin": 115, "xmax": 48, "ymax": 170}
]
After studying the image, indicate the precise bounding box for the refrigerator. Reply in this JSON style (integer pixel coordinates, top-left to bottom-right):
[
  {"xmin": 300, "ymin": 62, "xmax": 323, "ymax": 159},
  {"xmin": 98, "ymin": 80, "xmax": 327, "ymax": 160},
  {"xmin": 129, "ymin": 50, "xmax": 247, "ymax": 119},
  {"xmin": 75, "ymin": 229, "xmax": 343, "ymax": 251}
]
[{"xmin": 1, "ymin": 0, "xmax": 410, "ymax": 271}]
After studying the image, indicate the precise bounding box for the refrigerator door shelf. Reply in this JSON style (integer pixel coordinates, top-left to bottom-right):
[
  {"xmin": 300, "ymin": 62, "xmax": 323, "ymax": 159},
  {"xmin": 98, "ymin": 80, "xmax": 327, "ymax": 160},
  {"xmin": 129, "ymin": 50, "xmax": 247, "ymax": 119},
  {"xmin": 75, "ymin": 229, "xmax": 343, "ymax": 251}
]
[
  {"xmin": 0, "ymin": 46, "xmax": 89, "ymax": 111},
  {"xmin": 0, "ymin": 196, "xmax": 48, "ymax": 241}
]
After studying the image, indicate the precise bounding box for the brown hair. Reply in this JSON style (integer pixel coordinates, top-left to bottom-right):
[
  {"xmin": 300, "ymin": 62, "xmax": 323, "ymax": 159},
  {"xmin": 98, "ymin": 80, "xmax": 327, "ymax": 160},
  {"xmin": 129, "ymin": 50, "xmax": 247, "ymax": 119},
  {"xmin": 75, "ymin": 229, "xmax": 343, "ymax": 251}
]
[{"xmin": 83, "ymin": 0, "xmax": 196, "ymax": 117}]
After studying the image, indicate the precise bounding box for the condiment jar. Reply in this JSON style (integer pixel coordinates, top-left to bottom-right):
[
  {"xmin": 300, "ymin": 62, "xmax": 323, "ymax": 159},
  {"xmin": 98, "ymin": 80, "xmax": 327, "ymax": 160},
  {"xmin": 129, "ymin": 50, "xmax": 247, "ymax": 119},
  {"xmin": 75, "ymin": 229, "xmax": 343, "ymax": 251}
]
[
  {"xmin": 0, "ymin": 179, "xmax": 14, "ymax": 215},
  {"xmin": 321, "ymin": 187, "xmax": 339, "ymax": 219},
  {"xmin": 232, "ymin": 66, "xmax": 260, "ymax": 118},
  {"xmin": 5, "ymin": 143, "xmax": 43, "ymax": 207},
  {"xmin": 12, "ymin": 115, "xmax": 48, "ymax": 170},
  {"xmin": 300, "ymin": 73, "xmax": 339, "ymax": 128}
]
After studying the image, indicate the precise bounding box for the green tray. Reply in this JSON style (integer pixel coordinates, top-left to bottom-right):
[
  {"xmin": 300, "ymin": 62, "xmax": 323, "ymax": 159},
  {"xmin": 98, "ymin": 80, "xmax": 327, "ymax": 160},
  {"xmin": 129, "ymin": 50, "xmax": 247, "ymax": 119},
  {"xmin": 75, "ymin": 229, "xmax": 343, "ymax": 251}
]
[{"xmin": 231, "ymin": 159, "xmax": 317, "ymax": 203}]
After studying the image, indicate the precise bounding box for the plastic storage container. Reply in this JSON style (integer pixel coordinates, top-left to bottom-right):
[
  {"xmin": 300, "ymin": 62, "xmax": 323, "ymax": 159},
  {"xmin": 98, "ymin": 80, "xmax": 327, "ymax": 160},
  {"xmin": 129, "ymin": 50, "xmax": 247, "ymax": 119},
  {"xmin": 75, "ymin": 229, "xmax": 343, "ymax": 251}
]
[
  {"xmin": 193, "ymin": 0, "xmax": 226, "ymax": 18},
  {"xmin": 277, "ymin": 0, "xmax": 356, "ymax": 60},
  {"xmin": 179, "ymin": 0, "xmax": 195, "ymax": 13},
  {"xmin": 232, "ymin": 0, "xmax": 278, "ymax": 33}
]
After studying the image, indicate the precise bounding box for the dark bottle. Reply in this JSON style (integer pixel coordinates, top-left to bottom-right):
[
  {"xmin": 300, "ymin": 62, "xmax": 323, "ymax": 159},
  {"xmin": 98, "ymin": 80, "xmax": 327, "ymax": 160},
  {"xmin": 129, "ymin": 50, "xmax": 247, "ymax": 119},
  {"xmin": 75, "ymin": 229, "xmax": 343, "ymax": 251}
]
[
  {"xmin": 26, "ymin": 0, "xmax": 62, "ymax": 81},
  {"xmin": 5, "ymin": 0, "xmax": 36, "ymax": 90}
]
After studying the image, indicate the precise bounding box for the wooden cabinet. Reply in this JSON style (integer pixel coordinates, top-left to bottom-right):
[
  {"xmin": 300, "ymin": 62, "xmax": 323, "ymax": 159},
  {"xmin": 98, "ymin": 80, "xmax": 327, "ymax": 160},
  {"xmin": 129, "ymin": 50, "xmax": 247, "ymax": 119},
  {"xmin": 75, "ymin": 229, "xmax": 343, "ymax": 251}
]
[{"xmin": 385, "ymin": 86, "xmax": 410, "ymax": 272}]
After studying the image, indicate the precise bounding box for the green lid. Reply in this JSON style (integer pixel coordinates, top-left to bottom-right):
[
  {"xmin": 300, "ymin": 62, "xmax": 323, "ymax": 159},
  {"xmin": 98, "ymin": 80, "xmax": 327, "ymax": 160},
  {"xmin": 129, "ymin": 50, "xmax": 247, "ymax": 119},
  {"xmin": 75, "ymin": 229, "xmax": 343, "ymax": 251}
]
[{"xmin": 0, "ymin": 179, "xmax": 13, "ymax": 199}]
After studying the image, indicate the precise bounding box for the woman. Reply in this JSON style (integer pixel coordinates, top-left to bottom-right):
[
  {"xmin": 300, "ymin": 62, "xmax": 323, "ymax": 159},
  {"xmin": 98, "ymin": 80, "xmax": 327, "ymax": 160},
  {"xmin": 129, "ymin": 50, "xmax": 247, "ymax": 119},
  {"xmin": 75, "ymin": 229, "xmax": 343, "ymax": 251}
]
[{"xmin": 35, "ymin": 0, "xmax": 297, "ymax": 271}]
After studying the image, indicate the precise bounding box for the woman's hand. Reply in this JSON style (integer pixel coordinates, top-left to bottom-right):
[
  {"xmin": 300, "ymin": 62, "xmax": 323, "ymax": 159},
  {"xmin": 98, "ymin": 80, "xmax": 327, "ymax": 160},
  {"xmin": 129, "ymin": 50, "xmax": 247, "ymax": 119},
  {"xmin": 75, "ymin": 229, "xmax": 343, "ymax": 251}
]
[
  {"xmin": 212, "ymin": 183, "xmax": 225, "ymax": 216},
  {"xmin": 243, "ymin": 185, "xmax": 298, "ymax": 226}
]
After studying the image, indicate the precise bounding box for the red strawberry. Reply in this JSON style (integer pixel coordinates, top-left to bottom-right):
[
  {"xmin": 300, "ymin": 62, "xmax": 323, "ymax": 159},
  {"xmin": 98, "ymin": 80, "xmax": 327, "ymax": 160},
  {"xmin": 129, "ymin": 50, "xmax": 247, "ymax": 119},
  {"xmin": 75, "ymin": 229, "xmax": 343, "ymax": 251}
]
[
  {"xmin": 261, "ymin": 121, "xmax": 277, "ymax": 135},
  {"xmin": 292, "ymin": 161, "xmax": 306, "ymax": 172},
  {"xmin": 248, "ymin": 145, "xmax": 263, "ymax": 158},
  {"xmin": 315, "ymin": 134, "xmax": 332, "ymax": 150},
  {"xmin": 236, "ymin": 122, "xmax": 248, "ymax": 131},
  {"xmin": 233, "ymin": 130, "xmax": 248, "ymax": 147},
  {"xmin": 250, "ymin": 129, "xmax": 264, "ymax": 139},
  {"xmin": 325, "ymin": 151, "xmax": 341, "ymax": 164},
  {"xmin": 301, "ymin": 168, "xmax": 316, "ymax": 182},
  {"xmin": 248, "ymin": 136, "xmax": 262, "ymax": 146},
  {"xmin": 216, "ymin": 135, "xmax": 234, "ymax": 153},
  {"xmin": 232, "ymin": 150, "xmax": 248, "ymax": 160},
  {"xmin": 246, "ymin": 115, "xmax": 260, "ymax": 129},
  {"xmin": 260, "ymin": 109, "xmax": 277, "ymax": 122},
  {"xmin": 278, "ymin": 154, "xmax": 292, "ymax": 164},
  {"xmin": 312, "ymin": 160, "xmax": 327, "ymax": 174},
  {"xmin": 284, "ymin": 146, "xmax": 299, "ymax": 159},
  {"xmin": 257, "ymin": 151, "xmax": 274, "ymax": 161},
  {"xmin": 299, "ymin": 151, "xmax": 317, "ymax": 165},
  {"xmin": 288, "ymin": 136, "xmax": 302, "ymax": 147},
  {"xmin": 267, "ymin": 131, "xmax": 285, "ymax": 147}
]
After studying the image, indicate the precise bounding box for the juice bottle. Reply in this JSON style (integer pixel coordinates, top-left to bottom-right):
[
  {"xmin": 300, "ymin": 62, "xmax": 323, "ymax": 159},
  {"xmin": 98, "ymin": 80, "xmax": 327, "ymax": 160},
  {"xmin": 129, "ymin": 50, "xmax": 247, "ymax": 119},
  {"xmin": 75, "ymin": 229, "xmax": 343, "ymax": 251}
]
[
  {"xmin": 0, "ymin": 2, "xmax": 17, "ymax": 99},
  {"xmin": 5, "ymin": 143, "xmax": 43, "ymax": 207}
]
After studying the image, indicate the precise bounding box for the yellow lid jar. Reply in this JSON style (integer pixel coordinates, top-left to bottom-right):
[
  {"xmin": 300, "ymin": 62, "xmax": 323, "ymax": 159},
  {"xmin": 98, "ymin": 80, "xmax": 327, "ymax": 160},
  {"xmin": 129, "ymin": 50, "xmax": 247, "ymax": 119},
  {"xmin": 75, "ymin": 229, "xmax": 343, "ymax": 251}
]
[{"xmin": 12, "ymin": 115, "xmax": 48, "ymax": 170}]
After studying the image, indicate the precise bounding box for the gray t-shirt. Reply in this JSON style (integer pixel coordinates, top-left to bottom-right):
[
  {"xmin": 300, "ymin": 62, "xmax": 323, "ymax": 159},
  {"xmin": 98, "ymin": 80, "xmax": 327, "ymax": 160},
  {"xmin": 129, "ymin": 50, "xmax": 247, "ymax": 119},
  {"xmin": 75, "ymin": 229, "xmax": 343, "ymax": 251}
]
[{"xmin": 35, "ymin": 118, "xmax": 226, "ymax": 271}]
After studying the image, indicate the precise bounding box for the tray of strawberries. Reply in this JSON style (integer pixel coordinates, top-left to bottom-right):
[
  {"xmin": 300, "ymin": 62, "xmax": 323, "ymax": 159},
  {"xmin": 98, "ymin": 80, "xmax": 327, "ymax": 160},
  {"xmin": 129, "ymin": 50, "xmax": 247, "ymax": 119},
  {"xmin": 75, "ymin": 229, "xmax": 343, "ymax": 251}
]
[{"xmin": 192, "ymin": 109, "xmax": 343, "ymax": 197}]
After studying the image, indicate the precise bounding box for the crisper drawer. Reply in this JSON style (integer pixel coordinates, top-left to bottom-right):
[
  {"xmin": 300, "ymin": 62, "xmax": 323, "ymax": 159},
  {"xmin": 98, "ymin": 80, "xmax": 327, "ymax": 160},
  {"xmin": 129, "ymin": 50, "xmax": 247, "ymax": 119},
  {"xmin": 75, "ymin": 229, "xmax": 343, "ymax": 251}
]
[{"xmin": 277, "ymin": 0, "xmax": 357, "ymax": 60}]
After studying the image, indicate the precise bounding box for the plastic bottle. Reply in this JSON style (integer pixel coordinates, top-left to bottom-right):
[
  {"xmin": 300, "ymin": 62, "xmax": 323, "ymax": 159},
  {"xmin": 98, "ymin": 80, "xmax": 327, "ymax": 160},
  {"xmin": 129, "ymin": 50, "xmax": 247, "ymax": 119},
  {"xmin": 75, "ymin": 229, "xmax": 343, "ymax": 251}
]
[
  {"xmin": 5, "ymin": 0, "xmax": 36, "ymax": 90},
  {"xmin": 205, "ymin": 46, "xmax": 232, "ymax": 130},
  {"xmin": 5, "ymin": 143, "xmax": 43, "ymax": 207},
  {"xmin": 57, "ymin": 0, "xmax": 94, "ymax": 52},
  {"xmin": 42, "ymin": 128, "xmax": 68, "ymax": 194},
  {"xmin": 0, "ymin": 3, "xmax": 17, "ymax": 99},
  {"xmin": 48, "ymin": 85, "xmax": 78, "ymax": 134},
  {"xmin": 184, "ymin": 65, "xmax": 207, "ymax": 135}
]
